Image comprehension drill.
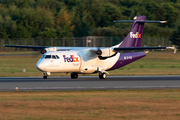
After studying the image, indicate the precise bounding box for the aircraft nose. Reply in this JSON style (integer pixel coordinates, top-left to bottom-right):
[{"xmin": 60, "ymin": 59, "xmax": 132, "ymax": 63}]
[{"xmin": 36, "ymin": 62, "xmax": 46, "ymax": 71}]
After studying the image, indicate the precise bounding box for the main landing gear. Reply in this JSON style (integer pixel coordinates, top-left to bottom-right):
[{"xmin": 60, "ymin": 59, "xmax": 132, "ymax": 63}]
[
  {"xmin": 97, "ymin": 67, "xmax": 107, "ymax": 79},
  {"xmin": 42, "ymin": 72, "xmax": 106, "ymax": 79},
  {"xmin": 71, "ymin": 73, "xmax": 78, "ymax": 79},
  {"xmin": 99, "ymin": 73, "xmax": 106, "ymax": 79}
]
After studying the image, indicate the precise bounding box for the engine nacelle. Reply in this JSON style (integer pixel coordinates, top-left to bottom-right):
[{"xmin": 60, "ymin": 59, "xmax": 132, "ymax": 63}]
[
  {"xmin": 100, "ymin": 48, "xmax": 116, "ymax": 57},
  {"xmin": 40, "ymin": 47, "xmax": 57, "ymax": 54}
]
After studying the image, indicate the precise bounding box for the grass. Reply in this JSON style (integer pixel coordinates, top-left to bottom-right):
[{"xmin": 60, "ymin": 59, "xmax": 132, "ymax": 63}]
[
  {"xmin": 0, "ymin": 89, "xmax": 180, "ymax": 120},
  {"xmin": 0, "ymin": 51, "xmax": 180, "ymax": 120},
  {"xmin": 110, "ymin": 52, "xmax": 180, "ymax": 75},
  {"xmin": 0, "ymin": 51, "xmax": 180, "ymax": 77}
]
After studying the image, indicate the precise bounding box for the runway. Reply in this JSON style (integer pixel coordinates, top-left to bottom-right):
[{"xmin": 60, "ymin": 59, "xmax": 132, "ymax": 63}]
[{"xmin": 0, "ymin": 75, "xmax": 180, "ymax": 91}]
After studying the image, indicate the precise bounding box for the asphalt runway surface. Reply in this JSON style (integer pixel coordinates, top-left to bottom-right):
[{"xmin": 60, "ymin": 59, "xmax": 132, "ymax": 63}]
[{"xmin": 0, "ymin": 75, "xmax": 180, "ymax": 91}]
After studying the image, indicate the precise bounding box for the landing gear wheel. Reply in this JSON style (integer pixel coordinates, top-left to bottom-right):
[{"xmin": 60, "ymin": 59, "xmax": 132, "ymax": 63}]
[
  {"xmin": 43, "ymin": 75, "xmax": 48, "ymax": 79},
  {"xmin": 43, "ymin": 72, "xmax": 49, "ymax": 79},
  {"xmin": 99, "ymin": 73, "xmax": 106, "ymax": 79},
  {"xmin": 71, "ymin": 73, "xmax": 78, "ymax": 79}
]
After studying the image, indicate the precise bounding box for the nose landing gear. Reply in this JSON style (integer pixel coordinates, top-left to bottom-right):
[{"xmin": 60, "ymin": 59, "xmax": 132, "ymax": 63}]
[
  {"xmin": 43, "ymin": 72, "xmax": 51, "ymax": 79},
  {"xmin": 43, "ymin": 75, "xmax": 48, "ymax": 79}
]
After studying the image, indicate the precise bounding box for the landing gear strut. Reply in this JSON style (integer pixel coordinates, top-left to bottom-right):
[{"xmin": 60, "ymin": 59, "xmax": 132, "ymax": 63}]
[
  {"xmin": 99, "ymin": 73, "xmax": 106, "ymax": 79},
  {"xmin": 71, "ymin": 73, "xmax": 78, "ymax": 79}
]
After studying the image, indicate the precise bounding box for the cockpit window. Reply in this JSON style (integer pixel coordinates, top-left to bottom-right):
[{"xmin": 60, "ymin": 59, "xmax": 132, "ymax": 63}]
[
  {"xmin": 52, "ymin": 55, "xmax": 56, "ymax": 59},
  {"xmin": 42, "ymin": 55, "xmax": 60, "ymax": 59},
  {"xmin": 56, "ymin": 55, "xmax": 60, "ymax": 59},
  {"xmin": 45, "ymin": 55, "xmax": 51, "ymax": 59}
]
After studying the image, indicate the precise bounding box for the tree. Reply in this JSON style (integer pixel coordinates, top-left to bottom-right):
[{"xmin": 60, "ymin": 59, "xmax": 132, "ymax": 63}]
[
  {"xmin": 37, "ymin": 27, "xmax": 57, "ymax": 38},
  {"xmin": 0, "ymin": 0, "xmax": 180, "ymax": 38},
  {"xmin": 63, "ymin": 0, "xmax": 80, "ymax": 9},
  {"xmin": 169, "ymin": 26, "xmax": 180, "ymax": 49},
  {"xmin": 56, "ymin": 7, "xmax": 74, "ymax": 37},
  {"xmin": 0, "ymin": 15, "xmax": 17, "ymax": 38}
]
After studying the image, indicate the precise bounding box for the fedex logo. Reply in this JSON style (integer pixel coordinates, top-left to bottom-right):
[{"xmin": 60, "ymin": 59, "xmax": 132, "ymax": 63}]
[
  {"xmin": 63, "ymin": 55, "xmax": 79, "ymax": 62},
  {"xmin": 130, "ymin": 32, "xmax": 141, "ymax": 38}
]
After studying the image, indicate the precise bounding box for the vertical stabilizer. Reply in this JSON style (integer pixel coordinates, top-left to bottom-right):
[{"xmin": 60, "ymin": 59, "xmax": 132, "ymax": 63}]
[{"xmin": 118, "ymin": 16, "xmax": 146, "ymax": 47}]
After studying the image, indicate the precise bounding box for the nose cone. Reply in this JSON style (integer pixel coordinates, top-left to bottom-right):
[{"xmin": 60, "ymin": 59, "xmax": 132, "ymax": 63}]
[{"xmin": 36, "ymin": 61, "xmax": 46, "ymax": 71}]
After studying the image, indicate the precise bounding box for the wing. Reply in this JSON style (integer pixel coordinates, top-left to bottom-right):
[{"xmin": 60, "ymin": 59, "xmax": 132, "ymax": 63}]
[
  {"xmin": 3, "ymin": 44, "xmax": 107, "ymax": 51},
  {"xmin": 4, "ymin": 44, "xmax": 174, "ymax": 55},
  {"xmin": 3, "ymin": 45, "xmax": 100, "ymax": 51},
  {"xmin": 3, "ymin": 44, "xmax": 104, "ymax": 54},
  {"xmin": 3, "ymin": 45, "xmax": 45, "ymax": 49},
  {"xmin": 3, "ymin": 45, "xmax": 86, "ymax": 51}
]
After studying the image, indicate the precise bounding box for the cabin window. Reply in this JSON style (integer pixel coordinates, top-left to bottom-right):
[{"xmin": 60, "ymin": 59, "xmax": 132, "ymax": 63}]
[{"xmin": 45, "ymin": 55, "xmax": 51, "ymax": 59}]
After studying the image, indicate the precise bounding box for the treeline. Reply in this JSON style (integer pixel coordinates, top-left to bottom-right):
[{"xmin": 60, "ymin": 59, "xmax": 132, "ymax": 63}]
[{"xmin": 0, "ymin": 0, "xmax": 180, "ymax": 39}]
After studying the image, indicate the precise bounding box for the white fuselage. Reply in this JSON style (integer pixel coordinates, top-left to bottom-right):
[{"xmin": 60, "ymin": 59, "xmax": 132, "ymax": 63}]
[{"xmin": 36, "ymin": 50, "xmax": 120, "ymax": 74}]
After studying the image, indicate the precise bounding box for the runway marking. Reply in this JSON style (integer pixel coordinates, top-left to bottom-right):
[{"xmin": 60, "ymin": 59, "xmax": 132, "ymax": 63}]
[{"xmin": 1, "ymin": 86, "xmax": 180, "ymax": 91}]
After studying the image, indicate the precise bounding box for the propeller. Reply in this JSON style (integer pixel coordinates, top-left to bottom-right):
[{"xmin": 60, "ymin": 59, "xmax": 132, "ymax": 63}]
[
  {"xmin": 40, "ymin": 48, "xmax": 47, "ymax": 54},
  {"xmin": 96, "ymin": 48, "xmax": 102, "ymax": 56},
  {"xmin": 95, "ymin": 47, "xmax": 118, "ymax": 60},
  {"xmin": 95, "ymin": 48, "xmax": 106, "ymax": 60}
]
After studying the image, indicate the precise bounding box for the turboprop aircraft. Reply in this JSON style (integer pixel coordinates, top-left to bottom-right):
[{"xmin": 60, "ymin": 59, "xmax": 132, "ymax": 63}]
[{"xmin": 4, "ymin": 16, "xmax": 172, "ymax": 79}]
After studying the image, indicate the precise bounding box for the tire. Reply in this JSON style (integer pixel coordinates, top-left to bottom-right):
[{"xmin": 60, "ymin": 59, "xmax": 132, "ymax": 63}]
[
  {"xmin": 99, "ymin": 73, "xmax": 106, "ymax": 79},
  {"xmin": 71, "ymin": 73, "xmax": 78, "ymax": 79},
  {"xmin": 43, "ymin": 76, "xmax": 48, "ymax": 79}
]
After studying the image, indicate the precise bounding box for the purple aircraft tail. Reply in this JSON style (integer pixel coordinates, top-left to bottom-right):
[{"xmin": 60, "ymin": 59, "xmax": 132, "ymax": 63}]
[
  {"xmin": 109, "ymin": 16, "xmax": 167, "ymax": 71},
  {"xmin": 116, "ymin": 16, "xmax": 146, "ymax": 47}
]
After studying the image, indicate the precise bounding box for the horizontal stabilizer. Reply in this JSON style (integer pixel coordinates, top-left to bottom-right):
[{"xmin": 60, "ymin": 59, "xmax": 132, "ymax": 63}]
[
  {"xmin": 113, "ymin": 47, "xmax": 167, "ymax": 52},
  {"xmin": 113, "ymin": 20, "xmax": 167, "ymax": 23},
  {"xmin": 113, "ymin": 20, "xmax": 134, "ymax": 22}
]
